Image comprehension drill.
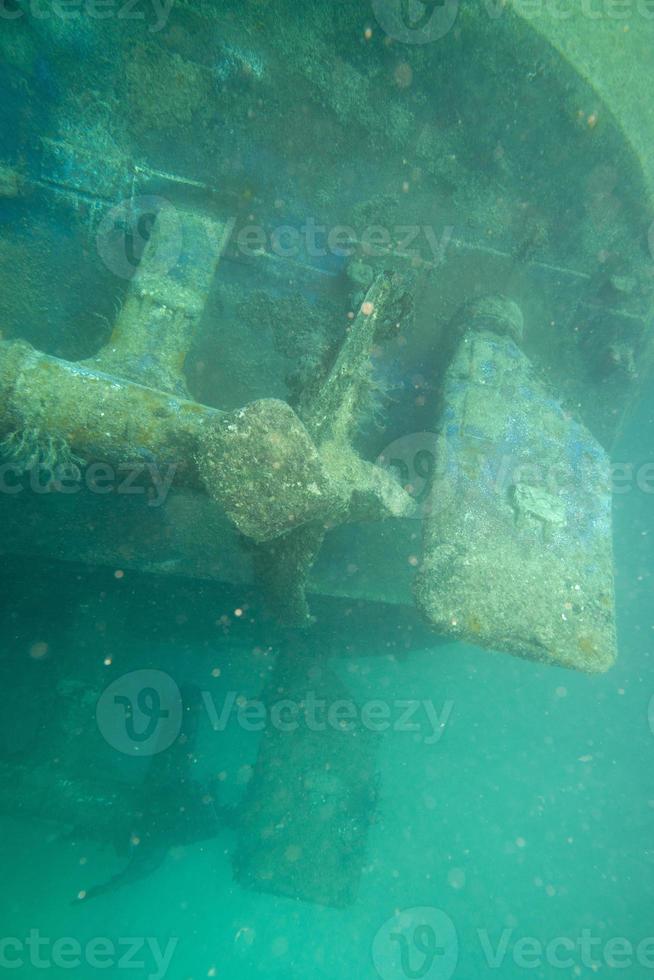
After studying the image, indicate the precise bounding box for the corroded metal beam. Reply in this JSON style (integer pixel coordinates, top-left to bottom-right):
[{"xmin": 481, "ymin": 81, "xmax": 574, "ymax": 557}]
[{"xmin": 0, "ymin": 209, "xmax": 415, "ymax": 632}]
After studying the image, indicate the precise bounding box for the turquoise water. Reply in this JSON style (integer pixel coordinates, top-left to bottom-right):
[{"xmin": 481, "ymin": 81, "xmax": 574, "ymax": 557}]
[
  {"xmin": 2, "ymin": 392, "xmax": 653, "ymax": 976},
  {"xmin": 2, "ymin": 3, "xmax": 654, "ymax": 978}
]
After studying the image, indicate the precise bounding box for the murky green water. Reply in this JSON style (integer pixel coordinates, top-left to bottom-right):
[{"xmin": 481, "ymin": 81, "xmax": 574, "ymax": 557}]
[{"xmin": 1, "ymin": 2, "xmax": 653, "ymax": 978}]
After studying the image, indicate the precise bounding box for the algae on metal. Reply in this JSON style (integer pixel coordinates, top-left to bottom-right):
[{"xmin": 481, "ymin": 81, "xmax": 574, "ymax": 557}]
[
  {"xmin": 86, "ymin": 207, "xmax": 231, "ymax": 397},
  {"xmin": 0, "ymin": 0, "xmax": 644, "ymax": 664},
  {"xmin": 415, "ymin": 296, "xmax": 617, "ymax": 674},
  {"xmin": 0, "ymin": 216, "xmax": 416, "ymax": 629},
  {"xmin": 234, "ymin": 272, "xmax": 418, "ymax": 624}
]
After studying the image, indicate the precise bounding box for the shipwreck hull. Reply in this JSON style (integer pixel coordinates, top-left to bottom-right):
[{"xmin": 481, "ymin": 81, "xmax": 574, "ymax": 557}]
[{"xmin": 1, "ymin": 0, "xmax": 653, "ymax": 910}]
